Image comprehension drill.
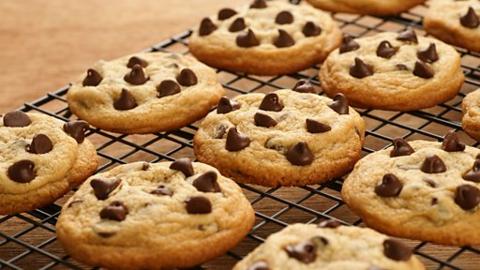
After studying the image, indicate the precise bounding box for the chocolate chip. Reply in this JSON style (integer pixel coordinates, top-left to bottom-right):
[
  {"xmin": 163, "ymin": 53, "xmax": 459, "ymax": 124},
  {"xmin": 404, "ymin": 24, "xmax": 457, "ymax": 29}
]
[
  {"xmin": 3, "ymin": 111, "xmax": 31, "ymax": 127},
  {"xmin": 127, "ymin": 56, "xmax": 148, "ymax": 68},
  {"xmin": 185, "ymin": 196, "xmax": 212, "ymax": 214},
  {"xmin": 383, "ymin": 239, "xmax": 412, "ymax": 261},
  {"xmin": 193, "ymin": 171, "xmax": 221, "ymax": 193},
  {"xmin": 442, "ymin": 131, "xmax": 465, "ymax": 152},
  {"xmin": 90, "ymin": 179, "xmax": 121, "ymax": 200},
  {"xmin": 247, "ymin": 261, "xmax": 270, "ymax": 270},
  {"xmin": 27, "ymin": 134, "xmax": 53, "ymax": 154},
  {"xmin": 259, "ymin": 93, "xmax": 284, "ymax": 112},
  {"xmin": 455, "ymin": 184, "xmax": 480, "ymax": 210},
  {"xmin": 219, "ymin": 97, "xmax": 241, "ymax": 114},
  {"xmin": 339, "ymin": 34, "xmax": 360, "ymax": 54},
  {"xmin": 250, "ymin": 0, "xmax": 267, "ymax": 8},
  {"xmin": 284, "ymin": 240, "xmax": 317, "ymax": 264},
  {"xmin": 170, "ymin": 158, "xmax": 194, "ymax": 177},
  {"xmin": 63, "ymin": 120, "xmax": 89, "ymax": 143},
  {"xmin": 286, "ymin": 142, "xmax": 314, "ymax": 166},
  {"xmin": 214, "ymin": 124, "xmax": 228, "ymax": 139},
  {"xmin": 226, "ymin": 127, "xmax": 251, "ymax": 151},
  {"xmin": 151, "ymin": 185, "xmax": 173, "ymax": 196},
  {"xmin": 100, "ymin": 201, "xmax": 128, "ymax": 221},
  {"xmin": 218, "ymin": 8, "xmax": 237, "ymax": 20},
  {"xmin": 306, "ymin": 119, "xmax": 331, "ymax": 133},
  {"xmin": 293, "ymin": 80, "xmax": 316, "ymax": 93},
  {"xmin": 8, "ymin": 160, "xmax": 35, "ymax": 183},
  {"xmin": 254, "ymin": 112, "xmax": 277, "ymax": 128},
  {"xmin": 176, "ymin": 68, "xmax": 198, "ymax": 87},
  {"xmin": 376, "ymin": 41, "xmax": 398, "ymax": 59},
  {"xmin": 328, "ymin": 94, "xmax": 349, "ymax": 115},
  {"xmin": 302, "ymin": 21, "xmax": 322, "ymax": 37},
  {"xmin": 237, "ymin": 29, "xmax": 260, "ymax": 48},
  {"xmin": 275, "ymin": 11, "xmax": 294, "ymax": 24},
  {"xmin": 460, "ymin": 7, "xmax": 479, "ymax": 28},
  {"xmin": 390, "ymin": 138, "xmax": 414, "ymax": 157},
  {"xmin": 229, "ymin": 18, "xmax": 246, "ymax": 32},
  {"xmin": 431, "ymin": 197, "xmax": 438, "ymax": 205},
  {"xmin": 157, "ymin": 80, "xmax": 181, "ymax": 98},
  {"xmin": 141, "ymin": 162, "xmax": 150, "ymax": 171},
  {"xmin": 114, "ymin": 89, "xmax": 137, "ymax": 111},
  {"xmin": 124, "ymin": 64, "xmax": 149, "ymax": 85},
  {"xmin": 396, "ymin": 64, "xmax": 409, "ymax": 71},
  {"xmin": 417, "ymin": 43, "xmax": 439, "ymax": 63},
  {"xmin": 82, "ymin": 69, "xmax": 103, "ymax": 86},
  {"xmin": 421, "ymin": 155, "xmax": 447, "ymax": 174},
  {"xmin": 199, "ymin": 18, "xmax": 217, "ymax": 36},
  {"xmin": 463, "ymin": 160, "xmax": 480, "ymax": 182},
  {"xmin": 375, "ymin": 174, "xmax": 403, "ymax": 197},
  {"xmin": 318, "ymin": 220, "xmax": 341, "ymax": 228},
  {"xmin": 350, "ymin": 58, "xmax": 374, "ymax": 79},
  {"xmin": 396, "ymin": 28, "xmax": 418, "ymax": 44},
  {"xmin": 274, "ymin": 30, "xmax": 295, "ymax": 48},
  {"xmin": 413, "ymin": 61, "xmax": 434, "ymax": 79},
  {"xmin": 424, "ymin": 179, "xmax": 437, "ymax": 188}
]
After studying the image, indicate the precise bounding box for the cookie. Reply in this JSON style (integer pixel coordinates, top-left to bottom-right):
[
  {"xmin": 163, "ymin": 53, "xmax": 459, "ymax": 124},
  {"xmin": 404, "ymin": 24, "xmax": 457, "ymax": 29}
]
[
  {"xmin": 424, "ymin": 0, "xmax": 480, "ymax": 52},
  {"xmin": 0, "ymin": 111, "xmax": 98, "ymax": 215},
  {"xmin": 67, "ymin": 52, "xmax": 224, "ymax": 134},
  {"xmin": 305, "ymin": 0, "xmax": 425, "ymax": 16},
  {"xmin": 462, "ymin": 88, "xmax": 480, "ymax": 141},
  {"xmin": 342, "ymin": 132, "xmax": 480, "ymax": 246},
  {"xmin": 233, "ymin": 223, "xmax": 425, "ymax": 270},
  {"xmin": 193, "ymin": 88, "xmax": 365, "ymax": 187},
  {"xmin": 319, "ymin": 30, "xmax": 464, "ymax": 111},
  {"xmin": 189, "ymin": 0, "xmax": 342, "ymax": 75},
  {"xmin": 56, "ymin": 160, "xmax": 255, "ymax": 269}
]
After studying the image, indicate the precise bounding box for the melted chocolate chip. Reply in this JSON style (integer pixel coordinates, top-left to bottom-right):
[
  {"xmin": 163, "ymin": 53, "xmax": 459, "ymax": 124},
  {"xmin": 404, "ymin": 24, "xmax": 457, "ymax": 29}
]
[
  {"xmin": 318, "ymin": 220, "xmax": 341, "ymax": 228},
  {"xmin": 274, "ymin": 30, "xmax": 295, "ymax": 48},
  {"xmin": 442, "ymin": 131, "xmax": 465, "ymax": 152},
  {"xmin": 431, "ymin": 197, "xmax": 438, "ymax": 205},
  {"xmin": 250, "ymin": 0, "xmax": 267, "ymax": 9},
  {"xmin": 229, "ymin": 18, "xmax": 246, "ymax": 32},
  {"xmin": 27, "ymin": 134, "xmax": 53, "ymax": 154},
  {"xmin": 3, "ymin": 111, "xmax": 31, "ymax": 127},
  {"xmin": 254, "ymin": 112, "xmax": 277, "ymax": 128},
  {"xmin": 455, "ymin": 184, "xmax": 480, "ymax": 210},
  {"xmin": 413, "ymin": 61, "xmax": 434, "ymax": 79},
  {"xmin": 63, "ymin": 120, "xmax": 89, "ymax": 143},
  {"xmin": 177, "ymin": 68, "xmax": 198, "ymax": 87},
  {"xmin": 170, "ymin": 158, "xmax": 194, "ymax": 177},
  {"xmin": 424, "ymin": 179, "xmax": 437, "ymax": 188},
  {"xmin": 185, "ymin": 196, "xmax": 212, "ymax": 214},
  {"xmin": 286, "ymin": 142, "xmax": 314, "ymax": 166},
  {"xmin": 141, "ymin": 162, "xmax": 150, "ymax": 171},
  {"xmin": 421, "ymin": 155, "xmax": 447, "ymax": 174},
  {"xmin": 390, "ymin": 138, "xmax": 414, "ymax": 157},
  {"xmin": 350, "ymin": 58, "xmax": 374, "ymax": 78},
  {"xmin": 151, "ymin": 185, "xmax": 173, "ymax": 196},
  {"xmin": 383, "ymin": 239, "xmax": 412, "ymax": 261},
  {"xmin": 396, "ymin": 28, "xmax": 418, "ymax": 44},
  {"xmin": 463, "ymin": 160, "xmax": 480, "ymax": 182},
  {"xmin": 90, "ymin": 179, "xmax": 121, "ymax": 200},
  {"xmin": 124, "ymin": 64, "xmax": 149, "ymax": 85},
  {"xmin": 226, "ymin": 127, "xmax": 251, "ymax": 151},
  {"xmin": 417, "ymin": 43, "xmax": 439, "ymax": 63},
  {"xmin": 199, "ymin": 18, "xmax": 217, "ymax": 36},
  {"xmin": 306, "ymin": 119, "xmax": 331, "ymax": 134},
  {"xmin": 376, "ymin": 41, "xmax": 398, "ymax": 59},
  {"xmin": 275, "ymin": 11, "xmax": 294, "ymax": 24},
  {"xmin": 127, "ymin": 56, "xmax": 148, "ymax": 68},
  {"xmin": 284, "ymin": 240, "xmax": 317, "ymax": 264},
  {"xmin": 157, "ymin": 80, "xmax": 181, "ymax": 98},
  {"xmin": 237, "ymin": 29, "xmax": 260, "ymax": 48},
  {"xmin": 8, "ymin": 160, "xmax": 35, "ymax": 183},
  {"xmin": 460, "ymin": 7, "xmax": 479, "ymax": 28},
  {"xmin": 339, "ymin": 34, "xmax": 360, "ymax": 54},
  {"xmin": 193, "ymin": 171, "xmax": 221, "ymax": 193},
  {"xmin": 82, "ymin": 69, "xmax": 103, "ymax": 86},
  {"xmin": 302, "ymin": 21, "xmax": 322, "ymax": 37},
  {"xmin": 217, "ymin": 96, "xmax": 241, "ymax": 114},
  {"xmin": 100, "ymin": 201, "xmax": 128, "ymax": 221},
  {"xmin": 375, "ymin": 174, "xmax": 403, "ymax": 197},
  {"xmin": 247, "ymin": 261, "xmax": 270, "ymax": 270},
  {"xmin": 114, "ymin": 89, "xmax": 137, "ymax": 111},
  {"xmin": 218, "ymin": 8, "xmax": 237, "ymax": 20},
  {"xmin": 396, "ymin": 64, "xmax": 409, "ymax": 71},
  {"xmin": 293, "ymin": 80, "xmax": 316, "ymax": 93},
  {"xmin": 329, "ymin": 94, "xmax": 349, "ymax": 115},
  {"xmin": 259, "ymin": 93, "xmax": 284, "ymax": 112},
  {"xmin": 214, "ymin": 124, "xmax": 228, "ymax": 139}
]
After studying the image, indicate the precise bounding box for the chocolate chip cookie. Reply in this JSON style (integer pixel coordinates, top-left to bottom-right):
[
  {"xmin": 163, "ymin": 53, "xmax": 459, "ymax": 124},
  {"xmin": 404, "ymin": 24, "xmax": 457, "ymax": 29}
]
[
  {"xmin": 193, "ymin": 88, "xmax": 365, "ymax": 187},
  {"xmin": 424, "ymin": 0, "xmax": 480, "ymax": 52},
  {"xmin": 306, "ymin": 0, "xmax": 425, "ymax": 16},
  {"xmin": 189, "ymin": 0, "xmax": 342, "ymax": 75},
  {"xmin": 0, "ymin": 111, "xmax": 97, "ymax": 215},
  {"xmin": 234, "ymin": 223, "xmax": 425, "ymax": 270},
  {"xmin": 462, "ymin": 88, "xmax": 480, "ymax": 141},
  {"xmin": 67, "ymin": 52, "xmax": 224, "ymax": 134},
  {"xmin": 56, "ymin": 160, "xmax": 255, "ymax": 269},
  {"xmin": 342, "ymin": 132, "xmax": 480, "ymax": 245},
  {"xmin": 319, "ymin": 30, "xmax": 464, "ymax": 111}
]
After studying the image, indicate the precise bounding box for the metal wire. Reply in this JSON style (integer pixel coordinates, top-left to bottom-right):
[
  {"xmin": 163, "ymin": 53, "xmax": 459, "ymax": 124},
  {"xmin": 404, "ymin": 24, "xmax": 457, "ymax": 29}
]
[{"xmin": 1, "ymin": 3, "xmax": 480, "ymax": 270}]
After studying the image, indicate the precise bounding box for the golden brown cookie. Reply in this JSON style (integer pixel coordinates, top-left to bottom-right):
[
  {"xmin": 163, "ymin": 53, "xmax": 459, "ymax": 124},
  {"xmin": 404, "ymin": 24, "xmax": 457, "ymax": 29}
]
[
  {"xmin": 462, "ymin": 88, "xmax": 480, "ymax": 141},
  {"xmin": 306, "ymin": 0, "xmax": 425, "ymax": 16}
]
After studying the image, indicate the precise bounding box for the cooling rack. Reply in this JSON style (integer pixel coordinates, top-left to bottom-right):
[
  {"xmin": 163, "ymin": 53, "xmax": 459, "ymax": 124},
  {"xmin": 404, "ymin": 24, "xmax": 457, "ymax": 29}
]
[{"xmin": 1, "ymin": 2, "xmax": 480, "ymax": 270}]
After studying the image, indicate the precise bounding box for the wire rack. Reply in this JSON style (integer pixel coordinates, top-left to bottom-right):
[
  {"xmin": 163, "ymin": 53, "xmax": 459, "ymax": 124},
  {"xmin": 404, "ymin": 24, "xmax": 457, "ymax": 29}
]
[{"xmin": 1, "ymin": 2, "xmax": 480, "ymax": 270}]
